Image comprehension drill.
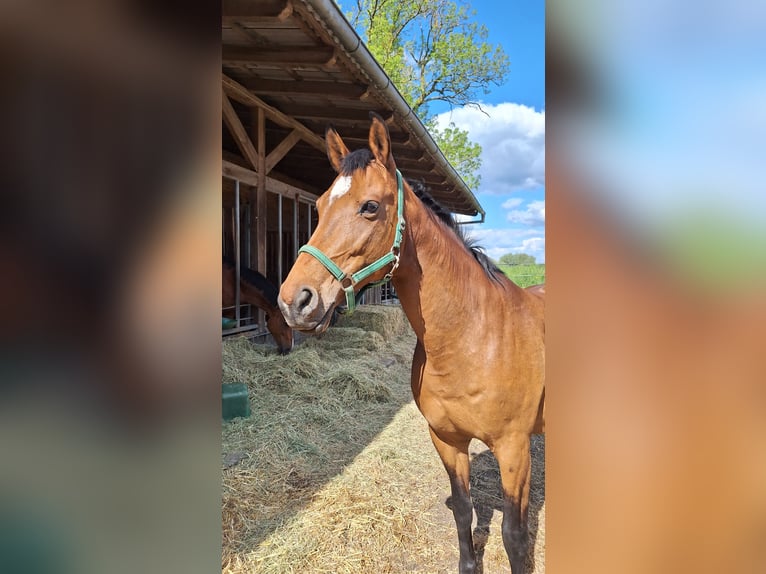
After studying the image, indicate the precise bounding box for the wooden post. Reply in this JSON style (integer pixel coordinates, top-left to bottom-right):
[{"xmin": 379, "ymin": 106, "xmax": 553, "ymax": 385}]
[
  {"xmin": 277, "ymin": 194, "xmax": 283, "ymax": 283},
  {"xmin": 293, "ymin": 194, "xmax": 299, "ymax": 262},
  {"xmin": 254, "ymin": 109, "xmax": 267, "ymax": 277},
  {"xmin": 234, "ymin": 180, "xmax": 241, "ymax": 327},
  {"xmin": 254, "ymin": 108, "xmax": 267, "ymax": 333},
  {"xmin": 247, "ymin": 181, "xmax": 258, "ymax": 272}
]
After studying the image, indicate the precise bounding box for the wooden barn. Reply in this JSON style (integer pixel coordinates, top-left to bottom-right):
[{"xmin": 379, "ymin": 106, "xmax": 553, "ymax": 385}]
[{"xmin": 222, "ymin": 0, "xmax": 485, "ymax": 336}]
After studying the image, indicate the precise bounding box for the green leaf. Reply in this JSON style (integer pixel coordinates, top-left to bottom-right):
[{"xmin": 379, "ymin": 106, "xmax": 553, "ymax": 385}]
[{"xmin": 349, "ymin": 0, "xmax": 509, "ymax": 192}]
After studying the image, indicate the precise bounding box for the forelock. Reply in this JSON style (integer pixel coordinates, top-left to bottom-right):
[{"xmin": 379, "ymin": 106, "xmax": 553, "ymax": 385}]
[{"xmin": 339, "ymin": 148, "xmax": 373, "ymax": 176}]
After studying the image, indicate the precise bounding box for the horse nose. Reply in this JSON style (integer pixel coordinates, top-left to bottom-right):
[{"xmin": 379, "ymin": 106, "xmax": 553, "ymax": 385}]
[
  {"xmin": 278, "ymin": 285, "xmax": 319, "ymax": 322},
  {"xmin": 295, "ymin": 286, "xmax": 318, "ymax": 316}
]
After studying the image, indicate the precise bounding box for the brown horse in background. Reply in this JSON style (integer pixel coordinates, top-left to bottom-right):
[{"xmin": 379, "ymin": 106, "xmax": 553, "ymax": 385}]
[
  {"xmin": 278, "ymin": 114, "xmax": 544, "ymax": 573},
  {"xmin": 223, "ymin": 259, "xmax": 293, "ymax": 354}
]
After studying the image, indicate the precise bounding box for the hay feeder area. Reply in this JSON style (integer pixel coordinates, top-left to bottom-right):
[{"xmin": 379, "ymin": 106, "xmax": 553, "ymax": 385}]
[{"xmin": 222, "ymin": 304, "xmax": 545, "ymax": 573}]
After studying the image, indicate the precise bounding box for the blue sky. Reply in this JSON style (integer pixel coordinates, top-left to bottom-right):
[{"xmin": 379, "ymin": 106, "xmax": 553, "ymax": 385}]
[
  {"xmin": 432, "ymin": 0, "xmax": 545, "ymax": 263},
  {"xmin": 338, "ymin": 0, "xmax": 546, "ymax": 263}
]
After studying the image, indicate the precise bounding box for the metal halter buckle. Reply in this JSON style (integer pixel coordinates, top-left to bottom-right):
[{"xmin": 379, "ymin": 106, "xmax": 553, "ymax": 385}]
[{"xmin": 383, "ymin": 250, "xmax": 400, "ymax": 282}]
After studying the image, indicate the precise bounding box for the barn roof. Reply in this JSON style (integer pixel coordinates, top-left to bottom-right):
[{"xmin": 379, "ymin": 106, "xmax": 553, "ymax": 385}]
[{"xmin": 222, "ymin": 0, "xmax": 485, "ymax": 218}]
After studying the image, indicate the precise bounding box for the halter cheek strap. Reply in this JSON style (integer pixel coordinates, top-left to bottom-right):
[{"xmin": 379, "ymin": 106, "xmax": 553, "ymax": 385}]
[{"xmin": 298, "ymin": 169, "xmax": 406, "ymax": 314}]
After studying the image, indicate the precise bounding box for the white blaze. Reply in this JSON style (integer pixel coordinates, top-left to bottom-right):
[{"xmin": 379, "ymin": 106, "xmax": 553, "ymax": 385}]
[{"xmin": 328, "ymin": 175, "xmax": 352, "ymax": 204}]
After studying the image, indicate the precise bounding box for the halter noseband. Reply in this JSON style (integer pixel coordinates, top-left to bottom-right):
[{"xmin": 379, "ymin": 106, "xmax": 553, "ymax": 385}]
[{"xmin": 298, "ymin": 169, "xmax": 406, "ymax": 314}]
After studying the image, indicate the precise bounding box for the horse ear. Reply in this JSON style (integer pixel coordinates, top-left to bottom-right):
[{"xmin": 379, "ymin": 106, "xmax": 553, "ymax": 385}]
[
  {"xmin": 368, "ymin": 112, "xmax": 395, "ymax": 172},
  {"xmin": 325, "ymin": 125, "xmax": 349, "ymax": 173}
]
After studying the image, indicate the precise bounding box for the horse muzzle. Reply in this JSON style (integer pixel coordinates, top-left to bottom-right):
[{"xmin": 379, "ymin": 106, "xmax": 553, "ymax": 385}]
[{"xmin": 277, "ymin": 286, "xmax": 335, "ymax": 334}]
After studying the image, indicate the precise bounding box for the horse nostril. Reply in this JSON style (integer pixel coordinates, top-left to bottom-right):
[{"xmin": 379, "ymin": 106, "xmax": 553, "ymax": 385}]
[{"xmin": 296, "ymin": 287, "xmax": 316, "ymax": 313}]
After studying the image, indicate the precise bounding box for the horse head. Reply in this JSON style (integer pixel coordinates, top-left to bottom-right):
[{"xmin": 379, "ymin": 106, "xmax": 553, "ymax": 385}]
[{"xmin": 278, "ymin": 113, "xmax": 403, "ymax": 333}]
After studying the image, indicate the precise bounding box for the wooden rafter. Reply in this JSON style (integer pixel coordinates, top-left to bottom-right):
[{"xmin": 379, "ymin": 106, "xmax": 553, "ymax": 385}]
[
  {"xmin": 222, "ymin": 47, "xmax": 334, "ymax": 67},
  {"xmin": 219, "ymin": 0, "xmax": 481, "ymax": 217},
  {"xmin": 328, "ymin": 126, "xmax": 411, "ymax": 146},
  {"xmin": 243, "ymin": 78, "xmax": 369, "ymax": 99},
  {"xmin": 222, "ymin": 90, "xmax": 259, "ymax": 170},
  {"xmin": 265, "ymin": 129, "xmax": 302, "ymax": 174},
  {"xmin": 394, "ymin": 157, "xmax": 436, "ymax": 173},
  {"xmin": 275, "ymin": 103, "xmax": 393, "ymax": 123},
  {"xmin": 222, "ymin": 73, "xmax": 326, "ymax": 152},
  {"xmin": 227, "ymin": 22, "xmax": 270, "ymax": 47},
  {"xmin": 222, "ymin": 0, "xmax": 292, "ymax": 23},
  {"xmin": 387, "ymin": 146, "xmax": 425, "ymax": 161}
]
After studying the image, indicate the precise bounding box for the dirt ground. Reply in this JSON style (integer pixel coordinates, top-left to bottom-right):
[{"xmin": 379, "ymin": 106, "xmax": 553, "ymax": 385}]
[{"xmin": 222, "ymin": 306, "xmax": 545, "ymax": 573}]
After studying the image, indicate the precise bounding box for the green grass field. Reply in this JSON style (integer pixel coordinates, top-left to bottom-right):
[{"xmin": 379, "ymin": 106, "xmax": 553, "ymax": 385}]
[{"xmin": 497, "ymin": 263, "xmax": 546, "ymax": 288}]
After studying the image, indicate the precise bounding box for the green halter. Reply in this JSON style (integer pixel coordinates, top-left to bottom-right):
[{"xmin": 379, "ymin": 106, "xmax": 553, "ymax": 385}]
[{"xmin": 298, "ymin": 169, "xmax": 406, "ymax": 314}]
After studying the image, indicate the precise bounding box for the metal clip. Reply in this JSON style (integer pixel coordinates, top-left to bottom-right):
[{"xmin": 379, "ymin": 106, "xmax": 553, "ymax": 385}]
[{"xmin": 385, "ymin": 251, "xmax": 401, "ymax": 281}]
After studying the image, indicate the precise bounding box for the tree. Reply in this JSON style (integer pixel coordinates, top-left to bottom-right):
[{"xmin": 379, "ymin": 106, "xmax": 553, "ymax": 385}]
[
  {"xmin": 499, "ymin": 253, "xmax": 536, "ymax": 266},
  {"xmin": 426, "ymin": 118, "xmax": 482, "ymax": 190},
  {"xmin": 346, "ymin": 0, "xmax": 509, "ymax": 190}
]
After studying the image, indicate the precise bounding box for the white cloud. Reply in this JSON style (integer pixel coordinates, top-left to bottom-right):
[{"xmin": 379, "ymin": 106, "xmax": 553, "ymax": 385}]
[
  {"xmin": 501, "ymin": 197, "xmax": 524, "ymax": 209},
  {"xmin": 433, "ymin": 102, "xmax": 546, "ymax": 264},
  {"xmin": 520, "ymin": 237, "xmax": 545, "ymax": 258},
  {"xmin": 433, "ymin": 102, "xmax": 545, "ymax": 194},
  {"xmin": 467, "ymin": 227, "xmax": 540, "ymax": 243},
  {"xmin": 507, "ymin": 200, "xmax": 545, "ymax": 225}
]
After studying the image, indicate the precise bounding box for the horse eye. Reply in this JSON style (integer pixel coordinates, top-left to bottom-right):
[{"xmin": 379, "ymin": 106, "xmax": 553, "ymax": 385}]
[{"xmin": 360, "ymin": 201, "xmax": 379, "ymax": 215}]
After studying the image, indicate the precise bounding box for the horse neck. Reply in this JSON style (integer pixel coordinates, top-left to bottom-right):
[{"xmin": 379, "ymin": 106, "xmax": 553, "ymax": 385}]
[
  {"xmin": 391, "ymin": 190, "xmax": 504, "ymax": 342},
  {"xmin": 240, "ymin": 280, "xmax": 278, "ymax": 316}
]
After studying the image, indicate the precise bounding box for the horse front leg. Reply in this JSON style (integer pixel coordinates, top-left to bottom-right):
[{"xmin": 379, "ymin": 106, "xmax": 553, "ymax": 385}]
[
  {"xmin": 428, "ymin": 427, "xmax": 476, "ymax": 574},
  {"xmin": 494, "ymin": 432, "xmax": 532, "ymax": 574}
]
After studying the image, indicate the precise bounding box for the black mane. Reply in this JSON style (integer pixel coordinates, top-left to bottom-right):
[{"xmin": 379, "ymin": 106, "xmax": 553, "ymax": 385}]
[
  {"xmin": 223, "ymin": 257, "xmax": 280, "ymax": 306},
  {"xmin": 406, "ymin": 179, "xmax": 505, "ymax": 283},
  {"xmin": 333, "ymin": 147, "xmax": 504, "ymax": 283}
]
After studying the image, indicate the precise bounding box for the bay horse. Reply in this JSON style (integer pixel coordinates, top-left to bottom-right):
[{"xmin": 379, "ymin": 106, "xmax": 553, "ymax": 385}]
[
  {"xmin": 278, "ymin": 114, "xmax": 545, "ymax": 573},
  {"xmin": 222, "ymin": 259, "xmax": 293, "ymax": 354}
]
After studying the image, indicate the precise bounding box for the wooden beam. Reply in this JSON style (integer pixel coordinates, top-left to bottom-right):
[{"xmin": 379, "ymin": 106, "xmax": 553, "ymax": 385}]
[
  {"xmin": 265, "ymin": 129, "xmax": 301, "ymax": 174},
  {"xmin": 275, "ymin": 104, "xmax": 393, "ymax": 123},
  {"xmin": 222, "ymin": 160, "xmax": 317, "ymax": 201},
  {"xmin": 268, "ymin": 170, "xmax": 324, "ymax": 198},
  {"xmin": 387, "ymin": 145, "xmax": 425, "ymax": 161},
  {"xmin": 222, "ymin": 0, "xmax": 292, "ymax": 23},
  {"xmin": 243, "ymin": 78, "xmax": 369, "ymax": 99},
  {"xmin": 394, "ymin": 157, "xmax": 436, "ymax": 173},
  {"xmin": 405, "ymin": 173, "xmax": 446, "ymax": 186},
  {"xmin": 222, "ymin": 90, "xmax": 259, "ymax": 170},
  {"xmin": 222, "ymin": 73, "xmax": 326, "ymax": 152},
  {"xmin": 227, "ymin": 22, "xmax": 270, "ymax": 46},
  {"xmin": 225, "ymin": 150, "xmax": 326, "ymax": 197},
  {"xmin": 333, "ymin": 129, "xmax": 410, "ymax": 146},
  {"xmin": 222, "ymin": 160, "xmax": 258, "ymax": 187},
  {"xmin": 222, "ymin": 47, "xmax": 334, "ymax": 67}
]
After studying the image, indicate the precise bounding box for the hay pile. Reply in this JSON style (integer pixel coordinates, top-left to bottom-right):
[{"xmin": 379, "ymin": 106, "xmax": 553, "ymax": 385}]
[
  {"xmin": 333, "ymin": 304, "xmax": 409, "ymax": 341},
  {"xmin": 222, "ymin": 305, "xmax": 417, "ymax": 569},
  {"xmin": 222, "ymin": 304, "xmax": 545, "ymax": 573}
]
